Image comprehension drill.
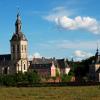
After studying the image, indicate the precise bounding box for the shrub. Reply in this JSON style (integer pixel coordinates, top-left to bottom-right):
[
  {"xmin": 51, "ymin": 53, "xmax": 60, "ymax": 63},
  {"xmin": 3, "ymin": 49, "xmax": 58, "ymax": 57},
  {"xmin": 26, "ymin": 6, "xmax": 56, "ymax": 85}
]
[{"xmin": 61, "ymin": 74, "xmax": 72, "ymax": 82}]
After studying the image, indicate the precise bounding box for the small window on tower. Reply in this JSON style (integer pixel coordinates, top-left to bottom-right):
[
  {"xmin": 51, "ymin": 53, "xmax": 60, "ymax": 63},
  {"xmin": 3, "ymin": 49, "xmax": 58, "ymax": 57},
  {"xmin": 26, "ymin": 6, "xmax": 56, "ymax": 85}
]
[
  {"xmin": 17, "ymin": 44, "xmax": 19, "ymax": 52},
  {"xmin": 24, "ymin": 64, "xmax": 26, "ymax": 70},
  {"xmin": 22, "ymin": 45, "xmax": 23, "ymax": 51},
  {"xmin": 12, "ymin": 45, "xmax": 15, "ymax": 52},
  {"xmin": 25, "ymin": 45, "xmax": 26, "ymax": 52}
]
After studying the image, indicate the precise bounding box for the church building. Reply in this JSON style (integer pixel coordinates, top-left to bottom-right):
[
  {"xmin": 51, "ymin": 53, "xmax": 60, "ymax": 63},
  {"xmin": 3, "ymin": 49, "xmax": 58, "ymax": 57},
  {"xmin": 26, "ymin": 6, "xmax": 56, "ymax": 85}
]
[{"xmin": 0, "ymin": 13, "xmax": 29, "ymax": 74}]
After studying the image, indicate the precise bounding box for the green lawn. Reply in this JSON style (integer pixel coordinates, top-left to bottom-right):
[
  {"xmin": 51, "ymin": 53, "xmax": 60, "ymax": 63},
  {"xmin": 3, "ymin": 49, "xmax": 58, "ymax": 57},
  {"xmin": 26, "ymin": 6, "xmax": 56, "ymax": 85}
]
[{"xmin": 0, "ymin": 86, "xmax": 100, "ymax": 100}]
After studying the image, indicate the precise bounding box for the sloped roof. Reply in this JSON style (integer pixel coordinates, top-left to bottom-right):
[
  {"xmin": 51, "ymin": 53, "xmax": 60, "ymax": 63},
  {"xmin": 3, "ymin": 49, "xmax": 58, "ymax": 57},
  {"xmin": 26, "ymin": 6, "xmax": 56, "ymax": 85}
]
[
  {"xmin": 0, "ymin": 54, "xmax": 11, "ymax": 61},
  {"xmin": 30, "ymin": 63, "xmax": 52, "ymax": 69},
  {"xmin": 32, "ymin": 58, "xmax": 53, "ymax": 64},
  {"xmin": 57, "ymin": 59, "xmax": 67, "ymax": 68},
  {"xmin": 10, "ymin": 32, "xmax": 27, "ymax": 41},
  {"xmin": 30, "ymin": 58, "xmax": 69, "ymax": 69}
]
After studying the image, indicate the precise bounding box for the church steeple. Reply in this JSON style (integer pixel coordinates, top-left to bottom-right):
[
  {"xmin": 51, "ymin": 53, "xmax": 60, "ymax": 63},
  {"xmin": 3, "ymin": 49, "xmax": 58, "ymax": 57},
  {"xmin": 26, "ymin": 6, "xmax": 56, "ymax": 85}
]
[
  {"xmin": 15, "ymin": 13, "xmax": 22, "ymax": 34},
  {"xmin": 95, "ymin": 43, "xmax": 100, "ymax": 63},
  {"xmin": 95, "ymin": 43, "xmax": 99, "ymax": 57},
  {"xmin": 10, "ymin": 13, "xmax": 29, "ymax": 73}
]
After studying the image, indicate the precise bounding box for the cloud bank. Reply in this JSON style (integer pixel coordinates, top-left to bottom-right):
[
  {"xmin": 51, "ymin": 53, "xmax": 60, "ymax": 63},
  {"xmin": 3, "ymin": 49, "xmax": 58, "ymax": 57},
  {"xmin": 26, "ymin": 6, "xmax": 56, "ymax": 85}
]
[
  {"xmin": 74, "ymin": 50, "xmax": 93, "ymax": 58},
  {"xmin": 44, "ymin": 7, "xmax": 100, "ymax": 34}
]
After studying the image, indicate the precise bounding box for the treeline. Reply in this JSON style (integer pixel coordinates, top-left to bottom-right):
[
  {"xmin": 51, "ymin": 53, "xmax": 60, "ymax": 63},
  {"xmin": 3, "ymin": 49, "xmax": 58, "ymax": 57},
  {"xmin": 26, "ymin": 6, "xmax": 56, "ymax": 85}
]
[
  {"xmin": 69, "ymin": 56, "xmax": 95, "ymax": 81},
  {"xmin": 0, "ymin": 71, "xmax": 40, "ymax": 86}
]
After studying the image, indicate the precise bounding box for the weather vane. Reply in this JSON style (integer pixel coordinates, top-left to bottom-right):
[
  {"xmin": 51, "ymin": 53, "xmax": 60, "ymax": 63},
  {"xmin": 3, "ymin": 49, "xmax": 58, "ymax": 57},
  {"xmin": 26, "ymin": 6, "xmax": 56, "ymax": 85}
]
[{"xmin": 16, "ymin": 5, "xmax": 20, "ymax": 14}]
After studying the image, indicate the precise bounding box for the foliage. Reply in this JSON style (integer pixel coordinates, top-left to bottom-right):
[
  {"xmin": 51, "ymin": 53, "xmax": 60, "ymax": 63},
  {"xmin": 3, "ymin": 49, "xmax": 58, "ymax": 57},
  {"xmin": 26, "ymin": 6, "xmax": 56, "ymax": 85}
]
[
  {"xmin": 61, "ymin": 74, "xmax": 72, "ymax": 82},
  {"xmin": 27, "ymin": 71, "xmax": 40, "ymax": 84},
  {"xmin": 69, "ymin": 56, "xmax": 95, "ymax": 79},
  {"xmin": 68, "ymin": 70, "xmax": 75, "ymax": 76},
  {"xmin": 56, "ymin": 67, "xmax": 60, "ymax": 77},
  {"xmin": 0, "ymin": 71, "xmax": 41, "ymax": 86}
]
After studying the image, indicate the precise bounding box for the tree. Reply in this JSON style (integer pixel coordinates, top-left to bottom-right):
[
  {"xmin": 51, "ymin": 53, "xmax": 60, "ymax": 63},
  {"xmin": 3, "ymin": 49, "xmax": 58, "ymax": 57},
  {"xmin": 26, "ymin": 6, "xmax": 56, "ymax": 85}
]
[
  {"xmin": 3, "ymin": 75, "xmax": 16, "ymax": 86},
  {"xmin": 27, "ymin": 71, "xmax": 40, "ymax": 84},
  {"xmin": 61, "ymin": 74, "xmax": 72, "ymax": 82},
  {"xmin": 56, "ymin": 67, "xmax": 60, "ymax": 77}
]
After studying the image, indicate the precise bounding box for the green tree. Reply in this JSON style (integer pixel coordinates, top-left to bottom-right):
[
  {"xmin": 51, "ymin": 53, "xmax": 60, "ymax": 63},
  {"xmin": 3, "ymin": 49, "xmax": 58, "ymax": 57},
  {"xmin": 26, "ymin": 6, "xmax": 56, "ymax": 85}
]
[
  {"xmin": 27, "ymin": 71, "xmax": 40, "ymax": 84},
  {"xmin": 3, "ymin": 75, "xmax": 16, "ymax": 86},
  {"xmin": 61, "ymin": 74, "xmax": 72, "ymax": 82},
  {"xmin": 56, "ymin": 67, "xmax": 60, "ymax": 77}
]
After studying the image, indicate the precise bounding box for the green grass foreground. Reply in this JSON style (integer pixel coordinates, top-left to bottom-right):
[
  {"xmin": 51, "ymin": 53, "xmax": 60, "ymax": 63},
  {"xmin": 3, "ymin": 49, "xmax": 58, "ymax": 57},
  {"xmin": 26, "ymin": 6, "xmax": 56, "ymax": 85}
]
[{"xmin": 0, "ymin": 86, "xmax": 100, "ymax": 100}]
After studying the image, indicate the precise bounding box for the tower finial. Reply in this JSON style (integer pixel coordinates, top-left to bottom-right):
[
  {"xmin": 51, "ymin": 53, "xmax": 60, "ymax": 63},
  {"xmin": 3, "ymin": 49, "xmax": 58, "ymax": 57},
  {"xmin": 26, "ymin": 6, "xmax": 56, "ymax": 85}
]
[
  {"xmin": 97, "ymin": 42, "xmax": 99, "ymax": 52},
  {"xmin": 16, "ymin": 5, "xmax": 20, "ymax": 14},
  {"xmin": 17, "ymin": 7, "xmax": 20, "ymax": 19},
  {"xmin": 15, "ymin": 8, "xmax": 22, "ymax": 34}
]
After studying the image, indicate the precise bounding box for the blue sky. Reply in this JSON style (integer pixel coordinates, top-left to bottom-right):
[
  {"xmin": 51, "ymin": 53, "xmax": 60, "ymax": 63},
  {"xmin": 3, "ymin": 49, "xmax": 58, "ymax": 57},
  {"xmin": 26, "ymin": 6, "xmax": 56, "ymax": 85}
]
[{"xmin": 0, "ymin": 0, "xmax": 100, "ymax": 60}]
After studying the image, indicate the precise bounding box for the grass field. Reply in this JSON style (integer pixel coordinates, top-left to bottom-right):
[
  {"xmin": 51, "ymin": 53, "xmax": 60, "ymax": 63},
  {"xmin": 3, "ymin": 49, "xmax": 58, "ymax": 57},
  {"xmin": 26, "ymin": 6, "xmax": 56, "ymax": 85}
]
[{"xmin": 0, "ymin": 86, "xmax": 100, "ymax": 100}]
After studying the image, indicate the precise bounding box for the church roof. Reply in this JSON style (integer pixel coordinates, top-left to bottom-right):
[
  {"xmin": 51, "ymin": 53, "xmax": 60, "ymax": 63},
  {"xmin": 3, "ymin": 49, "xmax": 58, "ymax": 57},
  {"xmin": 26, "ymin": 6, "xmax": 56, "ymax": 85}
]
[
  {"xmin": 10, "ymin": 32, "xmax": 27, "ymax": 41},
  {"xmin": 0, "ymin": 54, "xmax": 11, "ymax": 61},
  {"xmin": 57, "ymin": 59, "xmax": 67, "ymax": 68}
]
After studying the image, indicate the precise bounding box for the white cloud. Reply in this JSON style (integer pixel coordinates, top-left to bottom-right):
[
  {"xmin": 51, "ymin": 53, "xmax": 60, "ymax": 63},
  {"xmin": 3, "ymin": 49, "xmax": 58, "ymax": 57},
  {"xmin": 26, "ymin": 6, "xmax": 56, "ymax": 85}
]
[
  {"xmin": 33, "ymin": 52, "xmax": 42, "ymax": 58},
  {"xmin": 44, "ymin": 7, "xmax": 100, "ymax": 34},
  {"xmin": 56, "ymin": 16, "xmax": 100, "ymax": 34},
  {"xmin": 44, "ymin": 6, "xmax": 73, "ymax": 22},
  {"xmin": 74, "ymin": 50, "xmax": 93, "ymax": 58},
  {"xmin": 29, "ymin": 52, "xmax": 42, "ymax": 60}
]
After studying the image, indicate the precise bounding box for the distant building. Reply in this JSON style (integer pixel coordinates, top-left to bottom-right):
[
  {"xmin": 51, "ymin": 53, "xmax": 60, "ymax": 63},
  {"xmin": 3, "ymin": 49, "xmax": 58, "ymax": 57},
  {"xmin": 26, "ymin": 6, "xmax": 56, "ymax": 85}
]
[
  {"xmin": 29, "ymin": 57, "xmax": 52, "ymax": 77},
  {"xmin": 89, "ymin": 47, "xmax": 100, "ymax": 82},
  {"xmin": 29, "ymin": 58, "xmax": 70, "ymax": 78},
  {"xmin": 51, "ymin": 61, "xmax": 56, "ymax": 77}
]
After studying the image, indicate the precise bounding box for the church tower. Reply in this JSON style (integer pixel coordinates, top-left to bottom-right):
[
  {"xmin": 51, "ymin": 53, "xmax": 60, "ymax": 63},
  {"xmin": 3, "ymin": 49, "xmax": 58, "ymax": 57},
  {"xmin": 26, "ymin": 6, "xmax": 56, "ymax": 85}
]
[{"xmin": 10, "ymin": 13, "xmax": 29, "ymax": 73}]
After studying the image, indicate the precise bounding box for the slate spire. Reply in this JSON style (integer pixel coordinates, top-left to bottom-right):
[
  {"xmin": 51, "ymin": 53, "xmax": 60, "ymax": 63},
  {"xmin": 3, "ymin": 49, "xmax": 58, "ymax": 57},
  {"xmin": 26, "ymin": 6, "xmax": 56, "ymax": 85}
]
[{"xmin": 15, "ymin": 13, "xmax": 22, "ymax": 34}]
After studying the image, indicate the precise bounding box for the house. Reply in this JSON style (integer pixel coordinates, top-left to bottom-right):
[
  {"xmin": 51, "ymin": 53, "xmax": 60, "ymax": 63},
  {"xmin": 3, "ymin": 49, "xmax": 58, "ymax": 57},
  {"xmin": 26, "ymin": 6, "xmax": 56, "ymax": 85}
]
[
  {"xmin": 89, "ymin": 47, "xmax": 100, "ymax": 82},
  {"xmin": 29, "ymin": 58, "xmax": 70, "ymax": 78}
]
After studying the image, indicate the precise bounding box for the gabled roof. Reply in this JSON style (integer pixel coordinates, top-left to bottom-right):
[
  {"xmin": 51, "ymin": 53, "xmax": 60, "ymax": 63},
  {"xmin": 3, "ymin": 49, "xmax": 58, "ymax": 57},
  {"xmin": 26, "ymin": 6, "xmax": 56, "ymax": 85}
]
[
  {"xmin": 30, "ymin": 58, "xmax": 69, "ymax": 69},
  {"xmin": 57, "ymin": 59, "xmax": 65, "ymax": 68},
  {"xmin": 0, "ymin": 54, "xmax": 11, "ymax": 61},
  {"xmin": 32, "ymin": 58, "xmax": 53, "ymax": 64},
  {"xmin": 30, "ymin": 63, "xmax": 52, "ymax": 69}
]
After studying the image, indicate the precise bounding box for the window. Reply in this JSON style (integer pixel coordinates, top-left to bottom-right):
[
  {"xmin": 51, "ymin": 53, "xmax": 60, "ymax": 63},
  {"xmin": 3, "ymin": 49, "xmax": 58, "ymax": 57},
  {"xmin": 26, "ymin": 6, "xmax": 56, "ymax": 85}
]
[
  {"xmin": 4, "ymin": 68, "xmax": 8, "ymax": 74},
  {"xmin": 17, "ymin": 64, "xmax": 19, "ymax": 71},
  {"xmin": 22, "ymin": 45, "xmax": 23, "ymax": 51},
  {"xmin": 12, "ymin": 45, "xmax": 15, "ymax": 52},
  {"xmin": 25, "ymin": 45, "xmax": 26, "ymax": 52},
  {"xmin": 17, "ymin": 44, "xmax": 19, "ymax": 52},
  {"xmin": 24, "ymin": 64, "xmax": 26, "ymax": 70}
]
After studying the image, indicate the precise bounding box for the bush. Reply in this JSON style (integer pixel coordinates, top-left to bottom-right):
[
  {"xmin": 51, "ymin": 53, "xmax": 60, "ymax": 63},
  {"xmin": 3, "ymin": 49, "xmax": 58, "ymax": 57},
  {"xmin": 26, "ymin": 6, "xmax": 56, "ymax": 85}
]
[
  {"xmin": 0, "ymin": 71, "xmax": 41, "ymax": 86},
  {"xmin": 27, "ymin": 71, "xmax": 40, "ymax": 84},
  {"xmin": 61, "ymin": 74, "xmax": 72, "ymax": 82}
]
